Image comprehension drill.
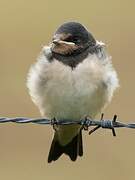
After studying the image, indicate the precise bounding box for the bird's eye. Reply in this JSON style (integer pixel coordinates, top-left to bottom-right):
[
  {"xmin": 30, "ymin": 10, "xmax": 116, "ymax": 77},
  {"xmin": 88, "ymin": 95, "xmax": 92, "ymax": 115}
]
[
  {"xmin": 73, "ymin": 38, "xmax": 80, "ymax": 43},
  {"xmin": 65, "ymin": 37, "xmax": 73, "ymax": 42},
  {"xmin": 65, "ymin": 36, "xmax": 80, "ymax": 44}
]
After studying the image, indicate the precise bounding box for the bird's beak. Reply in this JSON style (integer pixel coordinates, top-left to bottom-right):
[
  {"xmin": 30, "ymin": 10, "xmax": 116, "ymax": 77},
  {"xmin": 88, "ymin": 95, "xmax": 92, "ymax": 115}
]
[
  {"xmin": 52, "ymin": 39, "xmax": 61, "ymax": 45},
  {"xmin": 52, "ymin": 39, "xmax": 75, "ymax": 46},
  {"xmin": 51, "ymin": 35, "xmax": 77, "ymax": 55}
]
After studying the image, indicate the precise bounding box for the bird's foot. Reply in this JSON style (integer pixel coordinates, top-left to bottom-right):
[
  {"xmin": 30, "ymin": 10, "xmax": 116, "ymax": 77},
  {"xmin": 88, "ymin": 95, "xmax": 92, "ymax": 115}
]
[
  {"xmin": 51, "ymin": 117, "xmax": 59, "ymax": 131},
  {"xmin": 81, "ymin": 116, "xmax": 92, "ymax": 131}
]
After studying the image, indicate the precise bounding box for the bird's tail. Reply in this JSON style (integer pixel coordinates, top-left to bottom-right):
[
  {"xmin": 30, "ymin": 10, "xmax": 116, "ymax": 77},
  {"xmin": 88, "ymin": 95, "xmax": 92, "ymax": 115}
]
[{"xmin": 48, "ymin": 130, "xmax": 83, "ymax": 163}]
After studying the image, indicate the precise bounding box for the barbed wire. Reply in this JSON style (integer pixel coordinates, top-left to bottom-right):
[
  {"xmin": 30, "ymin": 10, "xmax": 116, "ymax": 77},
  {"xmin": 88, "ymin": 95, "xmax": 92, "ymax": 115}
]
[{"xmin": 0, "ymin": 114, "xmax": 135, "ymax": 136}]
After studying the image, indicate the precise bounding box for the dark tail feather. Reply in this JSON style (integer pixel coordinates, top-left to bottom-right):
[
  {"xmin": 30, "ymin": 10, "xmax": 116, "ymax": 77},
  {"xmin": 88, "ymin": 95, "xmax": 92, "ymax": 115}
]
[
  {"xmin": 78, "ymin": 130, "xmax": 83, "ymax": 156},
  {"xmin": 48, "ymin": 130, "xmax": 83, "ymax": 163},
  {"xmin": 48, "ymin": 133, "xmax": 63, "ymax": 163}
]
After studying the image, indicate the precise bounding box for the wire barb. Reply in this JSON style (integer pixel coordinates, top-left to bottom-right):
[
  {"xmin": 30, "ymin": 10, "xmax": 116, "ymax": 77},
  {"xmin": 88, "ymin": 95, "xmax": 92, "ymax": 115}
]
[
  {"xmin": 0, "ymin": 115, "xmax": 135, "ymax": 136},
  {"xmin": 88, "ymin": 113, "xmax": 104, "ymax": 135}
]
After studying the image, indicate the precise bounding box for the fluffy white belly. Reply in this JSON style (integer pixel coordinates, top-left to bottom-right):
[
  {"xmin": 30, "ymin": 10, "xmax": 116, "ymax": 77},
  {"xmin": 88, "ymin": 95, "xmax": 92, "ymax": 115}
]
[
  {"xmin": 42, "ymin": 66, "xmax": 106, "ymax": 120},
  {"xmin": 27, "ymin": 52, "xmax": 118, "ymax": 121}
]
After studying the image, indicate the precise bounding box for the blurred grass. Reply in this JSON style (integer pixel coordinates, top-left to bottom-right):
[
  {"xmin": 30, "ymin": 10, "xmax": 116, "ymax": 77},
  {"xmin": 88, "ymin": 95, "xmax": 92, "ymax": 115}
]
[{"xmin": 0, "ymin": 0, "xmax": 135, "ymax": 180}]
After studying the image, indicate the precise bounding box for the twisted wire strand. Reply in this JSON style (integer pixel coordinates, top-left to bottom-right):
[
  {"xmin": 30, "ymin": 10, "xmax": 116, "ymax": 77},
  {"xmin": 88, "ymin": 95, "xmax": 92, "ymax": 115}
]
[
  {"xmin": 0, "ymin": 115, "xmax": 135, "ymax": 136},
  {"xmin": 0, "ymin": 116, "xmax": 135, "ymax": 127}
]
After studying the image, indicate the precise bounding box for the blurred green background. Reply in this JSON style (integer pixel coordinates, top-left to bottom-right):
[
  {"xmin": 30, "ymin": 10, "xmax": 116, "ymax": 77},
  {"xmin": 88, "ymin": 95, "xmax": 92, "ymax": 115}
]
[{"xmin": 0, "ymin": 0, "xmax": 135, "ymax": 179}]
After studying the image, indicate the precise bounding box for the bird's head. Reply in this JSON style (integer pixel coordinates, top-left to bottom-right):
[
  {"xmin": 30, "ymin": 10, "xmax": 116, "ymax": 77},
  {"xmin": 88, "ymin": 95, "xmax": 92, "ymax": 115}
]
[
  {"xmin": 50, "ymin": 22, "xmax": 102, "ymax": 68},
  {"xmin": 51, "ymin": 22, "xmax": 96, "ymax": 55}
]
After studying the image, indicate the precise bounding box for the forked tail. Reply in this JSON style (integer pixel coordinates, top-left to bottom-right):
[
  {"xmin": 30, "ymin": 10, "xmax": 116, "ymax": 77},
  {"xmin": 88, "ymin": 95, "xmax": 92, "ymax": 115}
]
[{"xmin": 48, "ymin": 130, "xmax": 83, "ymax": 163}]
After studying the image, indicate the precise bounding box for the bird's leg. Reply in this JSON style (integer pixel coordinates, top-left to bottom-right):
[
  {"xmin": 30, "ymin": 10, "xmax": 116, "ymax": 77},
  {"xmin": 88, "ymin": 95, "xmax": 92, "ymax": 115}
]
[
  {"xmin": 51, "ymin": 117, "xmax": 59, "ymax": 131},
  {"xmin": 81, "ymin": 116, "xmax": 92, "ymax": 131}
]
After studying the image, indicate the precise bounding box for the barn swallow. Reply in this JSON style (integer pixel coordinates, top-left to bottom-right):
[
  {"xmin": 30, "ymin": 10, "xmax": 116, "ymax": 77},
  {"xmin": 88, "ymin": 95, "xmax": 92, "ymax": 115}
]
[{"xmin": 27, "ymin": 22, "xmax": 119, "ymax": 163}]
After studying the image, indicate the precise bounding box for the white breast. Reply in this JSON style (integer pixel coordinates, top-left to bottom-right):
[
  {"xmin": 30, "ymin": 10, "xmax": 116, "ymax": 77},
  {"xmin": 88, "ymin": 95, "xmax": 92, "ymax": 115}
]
[{"xmin": 27, "ymin": 47, "xmax": 119, "ymax": 121}]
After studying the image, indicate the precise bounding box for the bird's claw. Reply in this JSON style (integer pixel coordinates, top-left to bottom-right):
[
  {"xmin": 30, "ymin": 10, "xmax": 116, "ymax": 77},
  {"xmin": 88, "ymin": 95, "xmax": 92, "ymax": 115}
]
[
  {"xmin": 81, "ymin": 116, "xmax": 92, "ymax": 131},
  {"xmin": 51, "ymin": 117, "xmax": 58, "ymax": 131}
]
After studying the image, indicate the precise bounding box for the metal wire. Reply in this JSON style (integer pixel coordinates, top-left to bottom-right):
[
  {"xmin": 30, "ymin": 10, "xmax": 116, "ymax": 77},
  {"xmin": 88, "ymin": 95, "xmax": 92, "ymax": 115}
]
[{"xmin": 0, "ymin": 114, "xmax": 135, "ymax": 136}]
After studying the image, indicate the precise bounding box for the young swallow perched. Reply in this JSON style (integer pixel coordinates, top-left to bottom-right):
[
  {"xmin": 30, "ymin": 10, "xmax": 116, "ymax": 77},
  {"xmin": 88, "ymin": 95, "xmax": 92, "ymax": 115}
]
[{"xmin": 27, "ymin": 22, "xmax": 119, "ymax": 163}]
